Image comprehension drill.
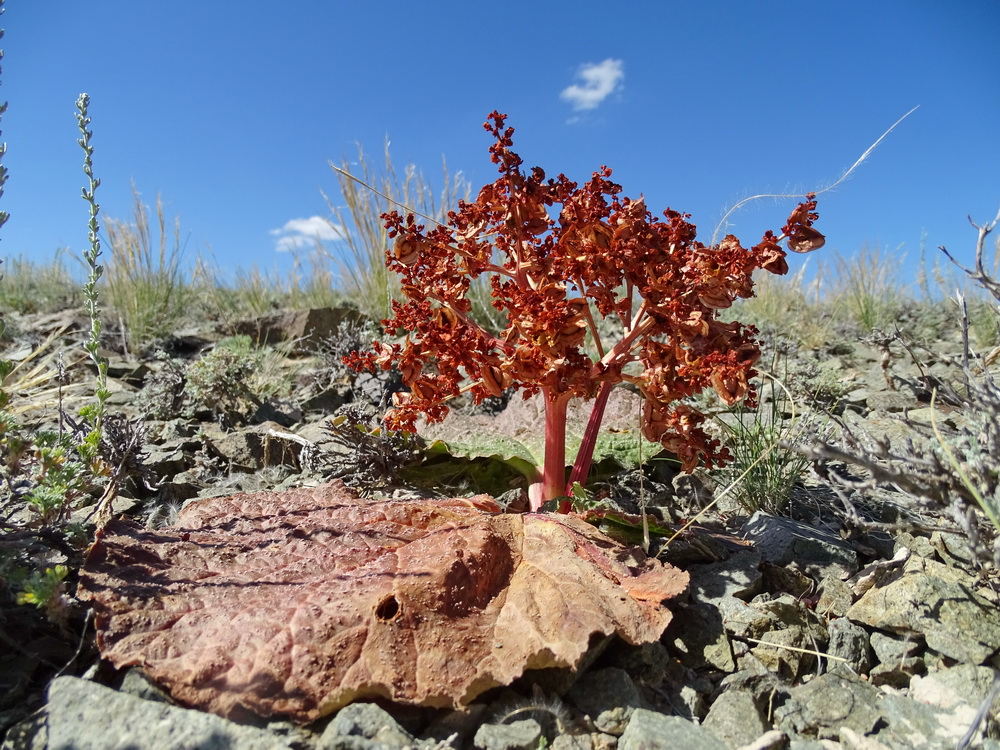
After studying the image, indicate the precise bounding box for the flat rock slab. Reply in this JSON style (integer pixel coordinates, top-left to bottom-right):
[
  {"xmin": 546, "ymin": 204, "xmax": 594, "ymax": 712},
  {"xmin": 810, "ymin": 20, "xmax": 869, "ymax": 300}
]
[
  {"xmin": 846, "ymin": 555, "xmax": 1000, "ymax": 664},
  {"xmin": 618, "ymin": 709, "xmax": 723, "ymax": 750},
  {"xmin": 740, "ymin": 512, "xmax": 857, "ymax": 575}
]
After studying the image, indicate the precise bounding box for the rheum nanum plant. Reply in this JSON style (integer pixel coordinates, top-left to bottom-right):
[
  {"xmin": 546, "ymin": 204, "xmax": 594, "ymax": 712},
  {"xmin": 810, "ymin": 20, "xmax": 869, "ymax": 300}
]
[{"xmin": 348, "ymin": 112, "xmax": 824, "ymax": 512}]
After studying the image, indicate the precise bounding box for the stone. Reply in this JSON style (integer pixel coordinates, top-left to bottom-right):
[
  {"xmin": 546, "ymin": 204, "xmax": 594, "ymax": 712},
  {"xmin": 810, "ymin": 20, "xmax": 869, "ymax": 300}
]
[
  {"xmin": 686, "ymin": 547, "xmax": 763, "ymax": 602},
  {"xmin": 227, "ymin": 306, "xmax": 364, "ymax": 353},
  {"xmin": 735, "ymin": 729, "xmax": 790, "ymax": 750},
  {"xmin": 892, "ymin": 533, "xmax": 936, "ymax": 561},
  {"xmin": 869, "ymin": 631, "xmax": 922, "ymax": 666},
  {"xmin": 550, "ymin": 734, "xmax": 597, "ymax": 750},
  {"xmin": 618, "ymin": 710, "xmax": 724, "ymax": 750},
  {"xmin": 654, "ymin": 660, "xmax": 711, "ymax": 721},
  {"xmin": 875, "ymin": 690, "xmax": 980, "ymax": 749},
  {"xmin": 761, "ymin": 562, "xmax": 816, "ymax": 599},
  {"xmin": 45, "ymin": 676, "xmax": 295, "ymax": 750},
  {"xmin": 774, "ymin": 669, "xmax": 883, "ymax": 740},
  {"xmin": 143, "ymin": 438, "xmax": 196, "ymax": 477},
  {"xmin": 319, "ymin": 703, "xmax": 416, "ymax": 749},
  {"xmin": 846, "ymin": 555, "xmax": 1000, "ymax": 664},
  {"xmin": 906, "ymin": 407, "xmax": 957, "ymax": 428},
  {"xmin": 566, "ymin": 668, "xmax": 649, "ymax": 736},
  {"xmin": 843, "ymin": 387, "xmax": 870, "ymax": 408},
  {"xmin": 666, "ymin": 602, "xmax": 736, "ymax": 672},
  {"xmin": 826, "ymin": 618, "xmax": 873, "ymax": 674},
  {"xmin": 740, "ymin": 512, "xmax": 858, "ymax": 576},
  {"xmin": 837, "ymin": 727, "xmax": 894, "ymax": 749},
  {"xmin": 750, "ymin": 627, "xmax": 824, "ymax": 681},
  {"xmin": 866, "ymin": 391, "xmax": 916, "ymax": 413},
  {"xmin": 473, "ymin": 719, "xmax": 543, "ymax": 750},
  {"xmin": 0, "ymin": 710, "xmax": 46, "ymax": 750},
  {"xmin": 869, "ymin": 656, "xmax": 925, "ymax": 689},
  {"xmin": 118, "ymin": 668, "xmax": 172, "ymax": 704},
  {"xmin": 929, "ymin": 530, "xmax": 977, "ymax": 568},
  {"xmin": 420, "ymin": 705, "xmax": 487, "ymax": 747},
  {"xmin": 718, "ymin": 595, "xmax": 775, "ymax": 640},
  {"xmin": 598, "ymin": 641, "xmax": 673, "ymax": 686},
  {"xmin": 915, "ymin": 664, "xmax": 998, "ymax": 708},
  {"xmin": 816, "ymin": 574, "xmax": 854, "ymax": 618},
  {"xmin": 702, "ymin": 688, "xmax": 767, "ymax": 748},
  {"xmin": 201, "ymin": 421, "xmax": 307, "ymax": 471}
]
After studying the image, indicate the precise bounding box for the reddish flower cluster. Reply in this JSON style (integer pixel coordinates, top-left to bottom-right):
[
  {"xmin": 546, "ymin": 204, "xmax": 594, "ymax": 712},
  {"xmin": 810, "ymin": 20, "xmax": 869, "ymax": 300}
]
[{"xmin": 347, "ymin": 112, "xmax": 824, "ymax": 510}]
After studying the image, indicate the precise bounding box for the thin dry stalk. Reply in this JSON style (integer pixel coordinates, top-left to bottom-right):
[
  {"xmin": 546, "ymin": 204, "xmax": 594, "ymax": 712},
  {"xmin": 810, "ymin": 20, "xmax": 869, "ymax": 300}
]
[{"xmin": 711, "ymin": 106, "xmax": 919, "ymax": 245}]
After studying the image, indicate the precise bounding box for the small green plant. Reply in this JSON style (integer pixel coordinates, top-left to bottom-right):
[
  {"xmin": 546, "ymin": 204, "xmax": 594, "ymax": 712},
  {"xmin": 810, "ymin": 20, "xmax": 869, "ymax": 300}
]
[
  {"xmin": 183, "ymin": 335, "xmax": 296, "ymax": 425},
  {"xmin": 13, "ymin": 564, "xmax": 72, "ymax": 624},
  {"xmin": 76, "ymin": 92, "xmax": 110, "ymax": 431},
  {"xmin": 0, "ymin": 8, "xmax": 7, "ymax": 249},
  {"xmin": 715, "ymin": 360, "xmax": 815, "ymax": 515},
  {"xmin": 135, "ymin": 350, "xmax": 187, "ymax": 420},
  {"xmin": 14, "ymin": 563, "xmax": 68, "ymax": 604},
  {"xmin": 184, "ymin": 337, "xmax": 263, "ymax": 422}
]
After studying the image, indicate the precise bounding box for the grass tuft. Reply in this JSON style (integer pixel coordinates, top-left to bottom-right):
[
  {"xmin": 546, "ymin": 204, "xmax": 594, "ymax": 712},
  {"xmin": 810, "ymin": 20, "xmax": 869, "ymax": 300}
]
[{"xmin": 104, "ymin": 185, "xmax": 189, "ymax": 352}]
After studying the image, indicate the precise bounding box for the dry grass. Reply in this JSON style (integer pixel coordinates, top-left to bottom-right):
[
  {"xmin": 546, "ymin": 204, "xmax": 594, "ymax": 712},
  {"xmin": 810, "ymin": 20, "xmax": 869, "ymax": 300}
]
[
  {"xmin": 191, "ymin": 251, "xmax": 347, "ymax": 322},
  {"xmin": 0, "ymin": 325, "xmax": 87, "ymax": 421},
  {"xmin": 324, "ymin": 142, "xmax": 469, "ymax": 321},
  {"xmin": 726, "ymin": 263, "xmax": 847, "ymax": 349},
  {"xmin": 0, "ymin": 252, "xmax": 81, "ymax": 314},
  {"xmin": 103, "ymin": 185, "xmax": 189, "ymax": 351},
  {"xmin": 830, "ymin": 243, "xmax": 908, "ymax": 332}
]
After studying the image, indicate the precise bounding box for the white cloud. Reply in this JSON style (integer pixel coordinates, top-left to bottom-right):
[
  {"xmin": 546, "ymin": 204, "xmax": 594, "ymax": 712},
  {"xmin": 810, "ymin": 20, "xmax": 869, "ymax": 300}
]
[
  {"xmin": 560, "ymin": 59, "xmax": 624, "ymax": 111},
  {"xmin": 270, "ymin": 216, "xmax": 345, "ymax": 252}
]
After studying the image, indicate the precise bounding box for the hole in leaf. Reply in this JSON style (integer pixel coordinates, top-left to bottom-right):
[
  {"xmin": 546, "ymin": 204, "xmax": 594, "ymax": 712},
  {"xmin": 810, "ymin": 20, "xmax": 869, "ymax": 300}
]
[{"xmin": 375, "ymin": 595, "xmax": 400, "ymax": 621}]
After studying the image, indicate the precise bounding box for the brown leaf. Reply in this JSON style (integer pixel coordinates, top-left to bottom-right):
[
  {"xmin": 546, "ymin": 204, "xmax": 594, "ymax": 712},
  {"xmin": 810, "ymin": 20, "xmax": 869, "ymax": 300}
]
[{"xmin": 78, "ymin": 481, "xmax": 687, "ymax": 723}]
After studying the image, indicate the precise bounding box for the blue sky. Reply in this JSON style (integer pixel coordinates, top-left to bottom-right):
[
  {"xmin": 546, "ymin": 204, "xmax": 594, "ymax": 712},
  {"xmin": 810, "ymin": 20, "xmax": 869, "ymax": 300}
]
[{"xmin": 2, "ymin": 1, "xmax": 998, "ymax": 290}]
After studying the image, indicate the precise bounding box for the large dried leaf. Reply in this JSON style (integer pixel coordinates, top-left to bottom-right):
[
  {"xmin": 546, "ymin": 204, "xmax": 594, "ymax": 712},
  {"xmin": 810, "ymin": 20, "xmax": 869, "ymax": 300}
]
[{"xmin": 79, "ymin": 481, "xmax": 687, "ymax": 723}]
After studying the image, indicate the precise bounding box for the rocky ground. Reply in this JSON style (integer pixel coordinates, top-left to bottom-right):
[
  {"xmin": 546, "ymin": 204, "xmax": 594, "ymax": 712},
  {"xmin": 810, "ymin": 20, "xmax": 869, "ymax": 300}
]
[{"xmin": 2, "ymin": 303, "xmax": 1000, "ymax": 750}]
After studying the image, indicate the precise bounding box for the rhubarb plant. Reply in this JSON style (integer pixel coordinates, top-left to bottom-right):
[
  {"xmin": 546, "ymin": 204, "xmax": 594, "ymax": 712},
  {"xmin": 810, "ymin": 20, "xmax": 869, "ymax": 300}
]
[{"xmin": 348, "ymin": 112, "xmax": 824, "ymax": 511}]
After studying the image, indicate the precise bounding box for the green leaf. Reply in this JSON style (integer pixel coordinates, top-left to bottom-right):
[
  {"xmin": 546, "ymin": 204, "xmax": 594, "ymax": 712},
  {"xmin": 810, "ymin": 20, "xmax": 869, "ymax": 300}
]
[
  {"xmin": 590, "ymin": 428, "xmax": 663, "ymax": 468},
  {"xmin": 425, "ymin": 436, "xmax": 541, "ymax": 483},
  {"xmin": 401, "ymin": 453, "xmax": 526, "ymax": 499}
]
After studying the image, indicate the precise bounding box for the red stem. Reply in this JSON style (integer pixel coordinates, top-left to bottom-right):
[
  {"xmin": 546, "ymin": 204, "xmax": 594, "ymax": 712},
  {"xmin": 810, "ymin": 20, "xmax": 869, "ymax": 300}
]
[
  {"xmin": 531, "ymin": 388, "xmax": 570, "ymax": 512},
  {"xmin": 567, "ymin": 381, "xmax": 614, "ymax": 492}
]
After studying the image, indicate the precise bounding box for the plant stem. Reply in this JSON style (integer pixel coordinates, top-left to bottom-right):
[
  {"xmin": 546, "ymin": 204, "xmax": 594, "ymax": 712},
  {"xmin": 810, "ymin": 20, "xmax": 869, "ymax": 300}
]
[
  {"xmin": 532, "ymin": 388, "xmax": 571, "ymax": 511},
  {"xmin": 599, "ymin": 305, "xmax": 652, "ymax": 374},
  {"xmin": 567, "ymin": 381, "xmax": 614, "ymax": 491}
]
